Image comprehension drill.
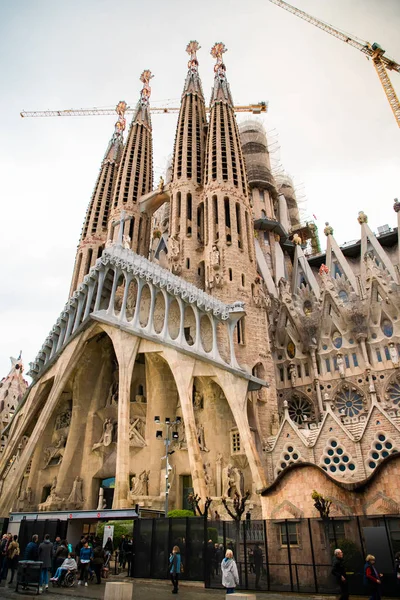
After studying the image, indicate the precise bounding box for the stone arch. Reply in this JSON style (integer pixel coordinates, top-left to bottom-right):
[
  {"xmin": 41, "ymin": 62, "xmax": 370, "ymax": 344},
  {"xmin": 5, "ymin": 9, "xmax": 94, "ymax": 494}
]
[
  {"xmin": 183, "ymin": 305, "xmax": 196, "ymax": 347},
  {"xmin": 125, "ymin": 277, "xmax": 138, "ymax": 322},
  {"xmin": 168, "ymin": 298, "xmax": 181, "ymax": 340},
  {"xmin": 99, "ymin": 267, "xmax": 115, "ymax": 311},
  {"xmin": 139, "ymin": 284, "xmax": 151, "ymax": 328},
  {"xmin": 153, "ymin": 291, "xmax": 165, "ymax": 334},
  {"xmin": 200, "ymin": 314, "xmax": 213, "ymax": 353},
  {"xmin": 114, "ymin": 273, "xmax": 125, "ymax": 316},
  {"xmin": 216, "ymin": 321, "xmax": 229, "ymax": 363}
]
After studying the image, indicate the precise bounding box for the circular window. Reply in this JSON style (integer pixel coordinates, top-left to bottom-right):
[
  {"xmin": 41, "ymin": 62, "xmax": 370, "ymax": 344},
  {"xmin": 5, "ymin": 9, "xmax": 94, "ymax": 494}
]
[
  {"xmin": 328, "ymin": 449, "xmax": 334, "ymax": 456},
  {"xmin": 369, "ymin": 461, "xmax": 376, "ymax": 469},
  {"xmin": 339, "ymin": 464, "xmax": 346, "ymax": 472},
  {"xmin": 337, "ymin": 447, "xmax": 343, "ymax": 455},
  {"xmin": 330, "ymin": 465, "xmax": 337, "ymax": 472},
  {"xmin": 287, "ymin": 396, "xmax": 313, "ymax": 425},
  {"xmin": 338, "ymin": 290, "xmax": 349, "ymax": 303},
  {"xmin": 386, "ymin": 442, "xmax": 393, "ymax": 449},
  {"xmin": 349, "ymin": 463, "xmax": 355, "ymax": 471},
  {"xmin": 372, "ymin": 333, "xmax": 377, "ymax": 340},
  {"xmin": 293, "ymin": 453, "xmax": 299, "ymax": 460},
  {"xmin": 375, "ymin": 443, "xmax": 382, "ymax": 451},
  {"xmin": 322, "ymin": 344, "xmax": 328, "ymax": 350},
  {"xmin": 387, "ymin": 381, "xmax": 400, "ymax": 405},
  {"xmin": 342, "ymin": 455, "xmax": 349, "ymax": 463},
  {"xmin": 331, "ymin": 440, "xmax": 338, "ymax": 447},
  {"xmin": 287, "ymin": 446, "xmax": 294, "ymax": 452},
  {"xmin": 382, "ymin": 451, "xmax": 389, "ymax": 458},
  {"xmin": 332, "ymin": 332, "xmax": 343, "ymax": 349},
  {"xmin": 335, "ymin": 388, "xmax": 363, "ymax": 417},
  {"xmin": 378, "ymin": 434, "xmax": 386, "ymax": 442},
  {"xmin": 324, "ymin": 457, "xmax": 330, "ymax": 464},
  {"xmin": 381, "ymin": 320, "xmax": 394, "ymax": 337},
  {"xmin": 284, "ymin": 454, "xmax": 290, "ymax": 460},
  {"xmin": 333, "ymin": 456, "xmax": 340, "ymax": 464},
  {"xmin": 372, "ymin": 452, "xmax": 379, "ymax": 459}
]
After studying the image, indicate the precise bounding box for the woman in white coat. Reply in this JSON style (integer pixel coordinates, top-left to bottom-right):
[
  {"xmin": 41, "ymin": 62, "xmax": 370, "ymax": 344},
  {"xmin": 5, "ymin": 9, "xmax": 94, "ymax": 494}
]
[{"xmin": 221, "ymin": 549, "xmax": 239, "ymax": 594}]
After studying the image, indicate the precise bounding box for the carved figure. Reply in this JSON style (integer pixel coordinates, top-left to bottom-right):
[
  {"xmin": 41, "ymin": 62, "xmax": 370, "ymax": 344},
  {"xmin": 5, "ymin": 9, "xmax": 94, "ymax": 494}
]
[
  {"xmin": 158, "ymin": 176, "xmax": 164, "ymax": 192},
  {"xmin": 289, "ymin": 363, "xmax": 297, "ymax": 388},
  {"xmin": 319, "ymin": 263, "xmax": 329, "ymax": 276},
  {"xmin": 337, "ymin": 353, "xmax": 345, "ymax": 378},
  {"xmin": 204, "ymin": 462, "xmax": 215, "ymax": 495},
  {"xmin": 106, "ymin": 365, "xmax": 119, "ymax": 406},
  {"xmin": 67, "ymin": 476, "xmax": 83, "ymax": 505},
  {"xmin": 26, "ymin": 487, "xmax": 32, "ymax": 504},
  {"xmin": 129, "ymin": 418, "xmax": 146, "ymax": 448},
  {"xmin": 389, "ymin": 342, "xmax": 399, "ymax": 366},
  {"xmin": 51, "ymin": 477, "xmax": 57, "ymax": 494},
  {"xmin": 93, "ymin": 419, "xmax": 114, "ymax": 450},
  {"xmin": 211, "ymin": 245, "xmax": 220, "ymax": 268},
  {"xmin": 175, "ymin": 419, "xmax": 187, "ymax": 450},
  {"xmin": 106, "ymin": 238, "xmax": 113, "ymax": 248},
  {"xmin": 197, "ymin": 424, "xmax": 209, "ymax": 452},
  {"xmin": 223, "ymin": 464, "xmax": 243, "ymax": 499},
  {"xmin": 123, "ymin": 234, "xmax": 131, "ymax": 250},
  {"xmin": 44, "ymin": 435, "xmax": 66, "ymax": 467},
  {"xmin": 193, "ymin": 390, "xmax": 203, "ymax": 410},
  {"xmin": 97, "ymin": 487, "xmax": 107, "ymax": 510},
  {"xmin": 135, "ymin": 394, "xmax": 146, "ymax": 403},
  {"xmin": 170, "ymin": 235, "xmax": 180, "ymax": 259},
  {"xmin": 55, "ymin": 411, "xmax": 71, "ymax": 430},
  {"xmin": 130, "ymin": 470, "xmax": 149, "ymax": 496}
]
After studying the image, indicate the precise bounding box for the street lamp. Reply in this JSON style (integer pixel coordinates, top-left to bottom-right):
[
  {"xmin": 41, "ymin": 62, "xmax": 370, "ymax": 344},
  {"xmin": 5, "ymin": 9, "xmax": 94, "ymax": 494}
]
[{"xmin": 154, "ymin": 416, "xmax": 181, "ymax": 517}]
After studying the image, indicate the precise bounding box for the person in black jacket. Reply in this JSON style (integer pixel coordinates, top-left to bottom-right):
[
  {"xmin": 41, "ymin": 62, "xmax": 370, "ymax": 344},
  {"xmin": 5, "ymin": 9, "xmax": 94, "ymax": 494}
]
[
  {"xmin": 332, "ymin": 548, "xmax": 349, "ymax": 600},
  {"xmin": 23, "ymin": 535, "xmax": 39, "ymax": 561}
]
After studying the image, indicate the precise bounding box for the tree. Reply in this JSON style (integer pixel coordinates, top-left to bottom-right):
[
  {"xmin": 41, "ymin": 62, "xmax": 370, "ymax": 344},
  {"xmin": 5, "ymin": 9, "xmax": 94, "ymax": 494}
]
[
  {"xmin": 312, "ymin": 490, "xmax": 332, "ymax": 550},
  {"xmin": 187, "ymin": 493, "xmax": 212, "ymax": 517},
  {"xmin": 221, "ymin": 491, "xmax": 251, "ymax": 521}
]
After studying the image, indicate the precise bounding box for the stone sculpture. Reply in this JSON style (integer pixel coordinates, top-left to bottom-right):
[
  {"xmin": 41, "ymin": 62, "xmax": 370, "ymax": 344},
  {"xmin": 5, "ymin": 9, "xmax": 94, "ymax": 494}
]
[
  {"xmin": 93, "ymin": 418, "xmax": 114, "ymax": 450},
  {"xmin": 67, "ymin": 476, "xmax": 83, "ymax": 505},
  {"xmin": 223, "ymin": 464, "xmax": 243, "ymax": 499},
  {"xmin": 197, "ymin": 424, "xmax": 209, "ymax": 452},
  {"xmin": 43, "ymin": 434, "xmax": 66, "ymax": 468}
]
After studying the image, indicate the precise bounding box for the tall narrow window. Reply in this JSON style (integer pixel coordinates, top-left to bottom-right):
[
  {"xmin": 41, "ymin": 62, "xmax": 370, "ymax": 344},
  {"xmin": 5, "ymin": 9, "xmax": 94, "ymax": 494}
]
[
  {"xmin": 177, "ymin": 192, "xmax": 181, "ymax": 217},
  {"xmin": 241, "ymin": 274, "xmax": 245, "ymax": 287},
  {"xmin": 197, "ymin": 202, "xmax": 204, "ymax": 245},
  {"xmin": 213, "ymin": 195, "xmax": 219, "ymax": 241},
  {"xmin": 245, "ymin": 211, "xmax": 253, "ymax": 260},
  {"xmin": 236, "ymin": 317, "xmax": 245, "ymax": 345},
  {"xmin": 204, "ymin": 198, "xmax": 209, "ymax": 245},
  {"xmin": 128, "ymin": 217, "xmax": 135, "ymax": 243},
  {"xmin": 236, "ymin": 203, "xmax": 242, "ymax": 249},
  {"xmin": 187, "ymin": 193, "xmax": 192, "ymax": 236},
  {"xmin": 85, "ymin": 248, "xmax": 93, "ymax": 276},
  {"xmin": 229, "ymin": 268, "xmax": 233, "ymax": 281},
  {"xmin": 72, "ymin": 253, "xmax": 83, "ymax": 292},
  {"xmin": 224, "ymin": 197, "xmax": 231, "ymax": 244}
]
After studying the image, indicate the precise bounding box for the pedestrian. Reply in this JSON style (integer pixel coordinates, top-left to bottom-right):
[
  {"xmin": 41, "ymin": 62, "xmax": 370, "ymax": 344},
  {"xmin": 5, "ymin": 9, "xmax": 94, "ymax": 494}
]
[
  {"xmin": 332, "ymin": 548, "xmax": 349, "ymax": 600},
  {"xmin": 92, "ymin": 541, "xmax": 105, "ymax": 584},
  {"xmin": 54, "ymin": 539, "xmax": 68, "ymax": 569},
  {"xmin": 248, "ymin": 548, "xmax": 255, "ymax": 573},
  {"xmin": 75, "ymin": 535, "xmax": 86, "ymax": 556},
  {"xmin": 38, "ymin": 534, "xmax": 53, "ymax": 592},
  {"xmin": 124, "ymin": 538, "xmax": 134, "ymax": 576},
  {"xmin": 51, "ymin": 536, "xmax": 61, "ymax": 575},
  {"xmin": 6, "ymin": 535, "xmax": 20, "ymax": 585},
  {"xmin": 169, "ymin": 545, "xmax": 181, "ymax": 594},
  {"xmin": 0, "ymin": 534, "xmax": 12, "ymax": 581},
  {"xmin": 119, "ymin": 535, "xmax": 126, "ymax": 569},
  {"xmin": 23, "ymin": 534, "xmax": 39, "ymax": 561},
  {"xmin": 253, "ymin": 543, "xmax": 263, "ymax": 590},
  {"xmin": 78, "ymin": 541, "xmax": 93, "ymax": 586},
  {"xmin": 395, "ymin": 551, "xmax": 400, "ymax": 585},
  {"xmin": 50, "ymin": 553, "xmax": 77, "ymax": 584},
  {"xmin": 221, "ymin": 549, "xmax": 239, "ymax": 595},
  {"xmin": 364, "ymin": 554, "xmax": 383, "ymax": 600}
]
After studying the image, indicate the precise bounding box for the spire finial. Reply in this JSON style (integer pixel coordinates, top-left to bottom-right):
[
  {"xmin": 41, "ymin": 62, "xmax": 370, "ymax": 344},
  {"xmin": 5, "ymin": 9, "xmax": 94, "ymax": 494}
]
[
  {"xmin": 357, "ymin": 211, "xmax": 368, "ymax": 224},
  {"xmin": 139, "ymin": 70, "xmax": 154, "ymax": 107},
  {"xmin": 393, "ymin": 198, "xmax": 400, "ymax": 213},
  {"xmin": 211, "ymin": 42, "xmax": 227, "ymax": 79},
  {"xmin": 324, "ymin": 222, "xmax": 333, "ymax": 236},
  {"xmin": 186, "ymin": 40, "xmax": 201, "ymax": 72},
  {"xmin": 114, "ymin": 101, "xmax": 127, "ymax": 135}
]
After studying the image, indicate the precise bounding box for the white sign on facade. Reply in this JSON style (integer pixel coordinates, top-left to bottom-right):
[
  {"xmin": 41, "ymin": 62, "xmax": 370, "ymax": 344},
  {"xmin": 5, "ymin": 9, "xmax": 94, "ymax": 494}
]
[{"xmin": 102, "ymin": 525, "xmax": 114, "ymax": 547}]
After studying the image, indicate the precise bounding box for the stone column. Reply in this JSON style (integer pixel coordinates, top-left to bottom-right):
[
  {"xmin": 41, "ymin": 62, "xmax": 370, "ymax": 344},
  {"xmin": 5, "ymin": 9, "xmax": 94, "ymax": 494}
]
[{"xmin": 102, "ymin": 326, "xmax": 140, "ymax": 509}]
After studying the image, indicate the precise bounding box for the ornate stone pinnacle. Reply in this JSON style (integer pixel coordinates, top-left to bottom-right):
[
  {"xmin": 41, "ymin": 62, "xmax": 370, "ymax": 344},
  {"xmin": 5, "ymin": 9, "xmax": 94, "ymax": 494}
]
[
  {"xmin": 114, "ymin": 100, "xmax": 127, "ymax": 134},
  {"xmin": 139, "ymin": 70, "xmax": 154, "ymax": 106},
  {"xmin": 357, "ymin": 211, "xmax": 368, "ymax": 224},
  {"xmin": 324, "ymin": 222, "xmax": 333, "ymax": 236},
  {"xmin": 393, "ymin": 198, "xmax": 400, "ymax": 213},
  {"xmin": 186, "ymin": 40, "xmax": 201, "ymax": 60},
  {"xmin": 211, "ymin": 42, "xmax": 227, "ymax": 61},
  {"xmin": 292, "ymin": 233, "xmax": 302, "ymax": 245}
]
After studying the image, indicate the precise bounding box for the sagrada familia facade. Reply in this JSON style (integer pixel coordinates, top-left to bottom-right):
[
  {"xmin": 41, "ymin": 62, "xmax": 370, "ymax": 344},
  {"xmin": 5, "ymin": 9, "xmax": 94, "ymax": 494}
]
[{"xmin": 1, "ymin": 41, "xmax": 400, "ymax": 521}]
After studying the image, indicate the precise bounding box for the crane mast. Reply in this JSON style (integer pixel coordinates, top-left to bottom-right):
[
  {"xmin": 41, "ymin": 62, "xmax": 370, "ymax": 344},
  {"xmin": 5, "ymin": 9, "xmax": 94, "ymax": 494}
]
[{"xmin": 268, "ymin": 0, "xmax": 400, "ymax": 127}]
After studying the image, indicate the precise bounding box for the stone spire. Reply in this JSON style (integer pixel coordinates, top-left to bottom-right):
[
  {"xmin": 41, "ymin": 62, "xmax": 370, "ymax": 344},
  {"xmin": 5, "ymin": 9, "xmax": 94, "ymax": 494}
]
[
  {"xmin": 0, "ymin": 355, "xmax": 28, "ymax": 429},
  {"xmin": 168, "ymin": 42, "xmax": 207, "ymax": 286},
  {"xmin": 69, "ymin": 102, "xmax": 126, "ymax": 295},
  {"xmin": 109, "ymin": 71, "xmax": 154, "ymax": 257},
  {"xmin": 204, "ymin": 43, "xmax": 247, "ymax": 196}
]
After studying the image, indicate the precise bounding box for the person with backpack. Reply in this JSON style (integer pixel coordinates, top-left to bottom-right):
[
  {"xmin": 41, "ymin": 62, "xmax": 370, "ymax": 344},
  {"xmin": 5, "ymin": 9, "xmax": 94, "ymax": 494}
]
[
  {"xmin": 364, "ymin": 554, "xmax": 383, "ymax": 600},
  {"xmin": 221, "ymin": 549, "xmax": 239, "ymax": 595},
  {"xmin": 6, "ymin": 535, "xmax": 20, "ymax": 584},
  {"xmin": 38, "ymin": 534, "xmax": 53, "ymax": 592},
  {"xmin": 92, "ymin": 541, "xmax": 105, "ymax": 585},
  {"xmin": 169, "ymin": 545, "xmax": 181, "ymax": 594},
  {"xmin": 23, "ymin": 535, "xmax": 39, "ymax": 561}
]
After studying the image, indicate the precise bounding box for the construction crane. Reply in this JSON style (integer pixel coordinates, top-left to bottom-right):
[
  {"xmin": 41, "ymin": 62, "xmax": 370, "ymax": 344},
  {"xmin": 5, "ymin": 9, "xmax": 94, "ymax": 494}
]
[
  {"xmin": 20, "ymin": 102, "xmax": 268, "ymax": 119},
  {"xmin": 268, "ymin": 0, "xmax": 400, "ymax": 128}
]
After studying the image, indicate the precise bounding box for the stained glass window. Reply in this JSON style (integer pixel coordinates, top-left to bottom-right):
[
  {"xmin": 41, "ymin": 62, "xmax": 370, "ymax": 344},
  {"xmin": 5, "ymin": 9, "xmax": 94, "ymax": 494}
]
[
  {"xmin": 335, "ymin": 388, "xmax": 364, "ymax": 417},
  {"xmin": 382, "ymin": 320, "xmax": 393, "ymax": 337}
]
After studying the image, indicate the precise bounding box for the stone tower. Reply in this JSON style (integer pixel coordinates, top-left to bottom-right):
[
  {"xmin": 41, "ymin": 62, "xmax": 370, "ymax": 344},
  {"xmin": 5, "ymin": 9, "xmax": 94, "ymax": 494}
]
[
  {"xmin": 109, "ymin": 71, "xmax": 154, "ymax": 257},
  {"xmin": 0, "ymin": 355, "xmax": 28, "ymax": 435},
  {"xmin": 168, "ymin": 41, "xmax": 207, "ymax": 287},
  {"xmin": 69, "ymin": 104, "xmax": 125, "ymax": 294}
]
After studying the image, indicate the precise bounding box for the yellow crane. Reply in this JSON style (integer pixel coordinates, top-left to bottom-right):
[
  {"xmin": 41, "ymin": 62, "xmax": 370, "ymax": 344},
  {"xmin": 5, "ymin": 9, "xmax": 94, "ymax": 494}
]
[
  {"xmin": 268, "ymin": 0, "xmax": 400, "ymax": 128},
  {"xmin": 20, "ymin": 102, "xmax": 268, "ymax": 118}
]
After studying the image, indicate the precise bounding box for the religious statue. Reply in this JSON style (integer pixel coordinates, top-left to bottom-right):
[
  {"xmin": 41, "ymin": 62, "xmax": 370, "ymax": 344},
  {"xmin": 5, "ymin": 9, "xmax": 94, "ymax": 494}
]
[
  {"xmin": 203, "ymin": 462, "xmax": 215, "ymax": 495},
  {"xmin": 123, "ymin": 234, "xmax": 131, "ymax": 250},
  {"xmin": 389, "ymin": 342, "xmax": 399, "ymax": 366},
  {"xmin": 105, "ymin": 364, "xmax": 119, "ymax": 406},
  {"xmin": 193, "ymin": 389, "xmax": 203, "ymax": 410},
  {"xmin": 158, "ymin": 176, "xmax": 164, "ymax": 192},
  {"xmin": 50, "ymin": 477, "xmax": 57, "ymax": 495},
  {"xmin": 55, "ymin": 410, "xmax": 71, "ymax": 430},
  {"xmin": 26, "ymin": 487, "xmax": 33, "ymax": 504},
  {"xmin": 337, "ymin": 353, "xmax": 345, "ymax": 378},
  {"xmin": 289, "ymin": 363, "xmax": 297, "ymax": 388},
  {"xmin": 129, "ymin": 418, "xmax": 146, "ymax": 448},
  {"xmin": 43, "ymin": 434, "xmax": 67, "ymax": 468},
  {"xmin": 170, "ymin": 235, "xmax": 180, "ymax": 259},
  {"xmin": 174, "ymin": 419, "xmax": 187, "ymax": 450},
  {"xmin": 92, "ymin": 419, "xmax": 114, "ymax": 450},
  {"xmin": 292, "ymin": 233, "xmax": 302, "ymax": 245},
  {"xmin": 223, "ymin": 464, "xmax": 243, "ymax": 499},
  {"xmin": 211, "ymin": 245, "xmax": 220, "ymax": 269},
  {"xmin": 197, "ymin": 424, "xmax": 209, "ymax": 452},
  {"xmin": 67, "ymin": 476, "xmax": 83, "ymax": 505},
  {"xmin": 130, "ymin": 470, "xmax": 150, "ymax": 496},
  {"xmin": 97, "ymin": 487, "xmax": 107, "ymax": 510}
]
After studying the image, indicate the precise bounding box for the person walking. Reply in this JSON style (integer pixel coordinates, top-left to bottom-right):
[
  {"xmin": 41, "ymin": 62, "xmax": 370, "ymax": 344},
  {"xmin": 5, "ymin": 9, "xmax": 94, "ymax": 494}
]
[
  {"xmin": 221, "ymin": 549, "xmax": 239, "ymax": 595},
  {"xmin": 0, "ymin": 534, "xmax": 12, "ymax": 581},
  {"xmin": 6, "ymin": 535, "xmax": 20, "ymax": 585},
  {"xmin": 332, "ymin": 548, "xmax": 349, "ymax": 600},
  {"xmin": 78, "ymin": 541, "xmax": 93, "ymax": 586},
  {"xmin": 118, "ymin": 535, "xmax": 126, "ymax": 570},
  {"xmin": 364, "ymin": 554, "xmax": 383, "ymax": 600},
  {"xmin": 124, "ymin": 538, "xmax": 134, "ymax": 576},
  {"xmin": 92, "ymin": 541, "xmax": 105, "ymax": 584},
  {"xmin": 169, "ymin": 545, "xmax": 181, "ymax": 594},
  {"xmin": 253, "ymin": 543, "xmax": 263, "ymax": 590},
  {"xmin": 38, "ymin": 534, "xmax": 53, "ymax": 592},
  {"xmin": 23, "ymin": 535, "xmax": 39, "ymax": 560}
]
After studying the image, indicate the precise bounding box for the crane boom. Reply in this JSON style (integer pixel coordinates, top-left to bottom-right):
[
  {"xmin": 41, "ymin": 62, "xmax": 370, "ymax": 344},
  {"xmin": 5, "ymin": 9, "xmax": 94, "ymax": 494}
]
[
  {"xmin": 268, "ymin": 0, "xmax": 400, "ymax": 127},
  {"xmin": 20, "ymin": 102, "xmax": 268, "ymax": 119}
]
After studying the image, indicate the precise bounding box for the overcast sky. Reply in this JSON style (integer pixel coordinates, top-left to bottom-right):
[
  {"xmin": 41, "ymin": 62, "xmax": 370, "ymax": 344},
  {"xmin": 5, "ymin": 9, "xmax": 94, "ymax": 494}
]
[{"xmin": 0, "ymin": 0, "xmax": 399, "ymax": 380}]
